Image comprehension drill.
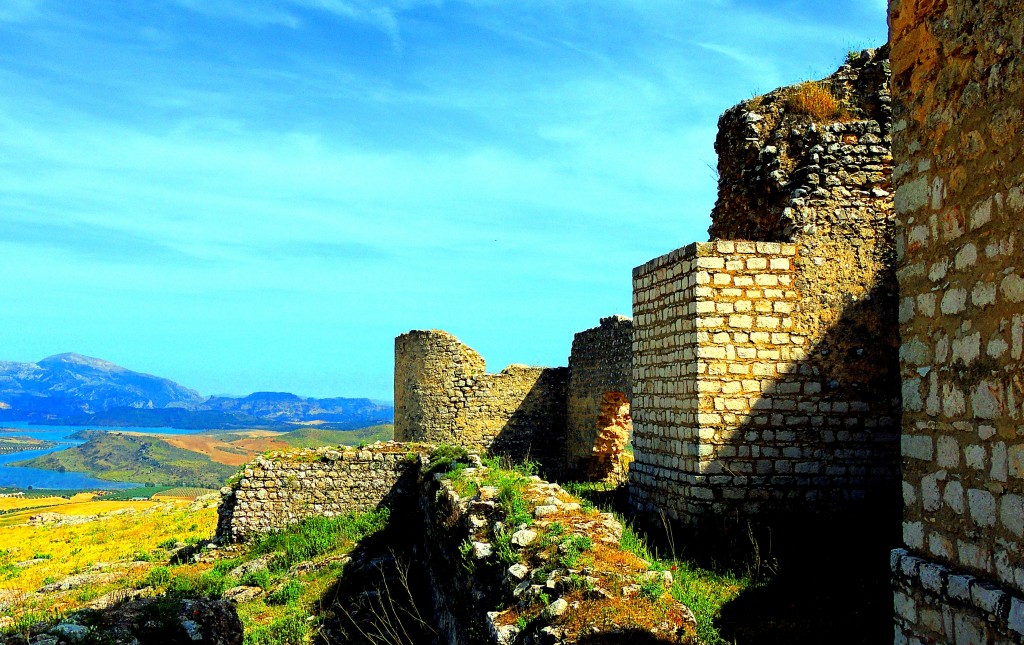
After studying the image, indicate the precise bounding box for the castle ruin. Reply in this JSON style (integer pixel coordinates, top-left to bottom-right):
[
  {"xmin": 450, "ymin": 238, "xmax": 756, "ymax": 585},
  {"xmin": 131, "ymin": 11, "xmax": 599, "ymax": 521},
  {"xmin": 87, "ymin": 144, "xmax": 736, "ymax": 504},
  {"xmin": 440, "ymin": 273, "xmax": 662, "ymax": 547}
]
[
  {"xmin": 389, "ymin": 2, "xmax": 1024, "ymax": 640},
  {"xmin": 629, "ymin": 48, "xmax": 901, "ymax": 528}
]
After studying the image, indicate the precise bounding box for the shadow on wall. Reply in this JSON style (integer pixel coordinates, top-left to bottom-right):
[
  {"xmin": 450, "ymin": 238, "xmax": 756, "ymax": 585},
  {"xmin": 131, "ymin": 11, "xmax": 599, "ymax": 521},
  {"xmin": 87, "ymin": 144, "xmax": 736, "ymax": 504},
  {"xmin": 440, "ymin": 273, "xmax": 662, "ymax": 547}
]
[
  {"xmin": 699, "ymin": 280, "xmax": 902, "ymax": 549},
  {"xmin": 645, "ymin": 281, "xmax": 902, "ymax": 552},
  {"xmin": 488, "ymin": 368, "xmax": 568, "ymax": 477},
  {"xmin": 313, "ymin": 469, "xmax": 439, "ymax": 645},
  {"xmin": 629, "ymin": 283, "xmax": 903, "ymax": 645}
]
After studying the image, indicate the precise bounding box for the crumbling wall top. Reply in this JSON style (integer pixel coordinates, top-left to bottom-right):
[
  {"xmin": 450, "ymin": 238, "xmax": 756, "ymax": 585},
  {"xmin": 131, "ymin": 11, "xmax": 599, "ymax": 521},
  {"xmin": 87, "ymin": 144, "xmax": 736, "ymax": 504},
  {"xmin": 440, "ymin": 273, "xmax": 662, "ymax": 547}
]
[{"xmin": 710, "ymin": 46, "xmax": 892, "ymax": 242}]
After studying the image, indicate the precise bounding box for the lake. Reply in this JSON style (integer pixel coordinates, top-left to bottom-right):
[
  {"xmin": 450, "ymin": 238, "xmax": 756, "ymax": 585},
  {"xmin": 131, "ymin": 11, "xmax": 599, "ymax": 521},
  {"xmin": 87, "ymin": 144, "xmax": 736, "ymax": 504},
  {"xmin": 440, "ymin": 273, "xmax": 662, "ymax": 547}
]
[{"xmin": 0, "ymin": 423, "xmax": 213, "ymax": 490}]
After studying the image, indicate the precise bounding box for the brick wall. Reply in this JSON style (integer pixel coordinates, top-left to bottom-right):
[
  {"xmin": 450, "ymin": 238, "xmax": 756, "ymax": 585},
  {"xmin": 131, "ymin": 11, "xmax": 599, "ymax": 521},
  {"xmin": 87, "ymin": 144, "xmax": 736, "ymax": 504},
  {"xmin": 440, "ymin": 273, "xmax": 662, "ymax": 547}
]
[
  {"xmin": 631, "ymin": 240, "xmax": 898, "ymax": 522},
  {"xmin": 890, "ymin": 0, "xmax": 1024, "ymax": 641}
]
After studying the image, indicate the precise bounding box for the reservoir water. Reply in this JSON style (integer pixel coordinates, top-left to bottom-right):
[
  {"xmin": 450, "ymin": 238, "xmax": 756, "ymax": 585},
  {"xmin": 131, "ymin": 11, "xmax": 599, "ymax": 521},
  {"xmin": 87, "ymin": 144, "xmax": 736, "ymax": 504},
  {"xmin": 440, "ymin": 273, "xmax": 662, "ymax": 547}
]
[{"xmin": 0, "ymin": 423, "xmax": 211, "ymax": 490}]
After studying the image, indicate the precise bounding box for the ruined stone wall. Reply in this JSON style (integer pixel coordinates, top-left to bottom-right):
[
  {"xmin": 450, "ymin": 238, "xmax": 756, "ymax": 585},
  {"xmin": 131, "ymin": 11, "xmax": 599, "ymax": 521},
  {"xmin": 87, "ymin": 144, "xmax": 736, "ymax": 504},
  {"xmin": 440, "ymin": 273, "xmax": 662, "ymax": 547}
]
[
  {"xmin": 566, "ymin": 315, "xmax": 633, "ymax": 479},
  {"xmin": 394, "ymin": 330, "xmax": 568, "ymax": 474},
  {"xmin": 629, "ymin": 49, "xmax": 901, "ymax": 528},
  {"xmin": 889, "ymin": 0, "xmax": 1024, "ymax": 641},
  {"xmin": 215, "ymin": 443, "xmax": 421, "ymax": 543},
  {"xmin": 422, "ymin": 458, "xmax": 696, "ymax": 644}
]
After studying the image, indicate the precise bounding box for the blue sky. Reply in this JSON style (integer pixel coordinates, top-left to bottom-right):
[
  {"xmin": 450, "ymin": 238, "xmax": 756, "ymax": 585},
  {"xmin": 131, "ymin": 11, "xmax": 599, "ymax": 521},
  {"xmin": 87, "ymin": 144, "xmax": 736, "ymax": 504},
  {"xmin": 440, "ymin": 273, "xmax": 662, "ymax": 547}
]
[{"xmin": 0, "ymin": 0, "xmax": 887, "ymax": 400}]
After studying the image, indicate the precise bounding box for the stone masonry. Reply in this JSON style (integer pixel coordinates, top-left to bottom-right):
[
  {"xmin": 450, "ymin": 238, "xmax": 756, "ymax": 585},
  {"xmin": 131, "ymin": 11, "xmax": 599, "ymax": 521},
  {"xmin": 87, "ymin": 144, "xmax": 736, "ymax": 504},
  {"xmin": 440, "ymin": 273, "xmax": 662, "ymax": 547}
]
[
  {"xmin": 566, "ymin": 315, "xmax": 633, "ymax": 481},
  {"xmin": 889, "ymin": 0, "xmax": 1024, "ymax": 641},
  {"xmin": 630, "ymin": 48, "xmax": 902, "ymax": 527},
  {"xmin": 394, "ymin": 330, "xmax": 569, "ymax": 475},
  {"xmin": 215, "ymin": 443, "xmax": 421, "ymax": 542}
]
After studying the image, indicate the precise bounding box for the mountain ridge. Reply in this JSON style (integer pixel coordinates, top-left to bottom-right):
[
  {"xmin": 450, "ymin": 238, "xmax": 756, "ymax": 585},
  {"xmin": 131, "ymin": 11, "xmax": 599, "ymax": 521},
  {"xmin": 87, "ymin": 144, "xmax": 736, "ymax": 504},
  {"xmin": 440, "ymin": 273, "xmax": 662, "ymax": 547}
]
[{"xmin": 0, "ymin": 354, "xmax": 393, "ymax": 429}]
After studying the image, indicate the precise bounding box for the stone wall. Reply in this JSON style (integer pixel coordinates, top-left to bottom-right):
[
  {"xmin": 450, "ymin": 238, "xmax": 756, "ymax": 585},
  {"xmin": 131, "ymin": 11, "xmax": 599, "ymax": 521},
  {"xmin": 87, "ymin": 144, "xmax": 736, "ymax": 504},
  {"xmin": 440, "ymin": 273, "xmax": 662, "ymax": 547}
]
[
  {"xmin": 628, "ymin": 49, "xmax": 901, "ymax": 528},
  {"xmin": 565, "ymin": 315, "xmax": 633, "ymax": 480},
  {"xmin": 889, "ymin": 0, "xmax": 1024, "ymax": 641},
  {"xmin": 215, "ymin": 443, "xmax": 421, "ymax": 543},
  {"xmin": 394, "ymin": 330, "xmax": 568, "ymax": 475}
]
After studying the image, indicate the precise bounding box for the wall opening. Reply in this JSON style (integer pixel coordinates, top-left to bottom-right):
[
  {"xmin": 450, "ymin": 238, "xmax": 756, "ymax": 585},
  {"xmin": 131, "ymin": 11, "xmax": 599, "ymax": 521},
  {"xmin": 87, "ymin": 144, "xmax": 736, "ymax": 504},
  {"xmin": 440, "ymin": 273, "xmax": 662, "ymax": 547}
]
[{"xmin": 587, "ymin": 391, "xmax": 632, "ymax": 482}]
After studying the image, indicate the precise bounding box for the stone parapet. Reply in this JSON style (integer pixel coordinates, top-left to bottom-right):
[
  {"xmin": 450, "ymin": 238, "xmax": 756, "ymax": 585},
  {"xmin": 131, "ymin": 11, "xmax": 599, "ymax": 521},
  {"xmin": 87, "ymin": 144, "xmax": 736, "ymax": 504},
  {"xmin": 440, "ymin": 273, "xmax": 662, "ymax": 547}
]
[{"xmin": 215, "ymin": 443, "xmax": 422, "ymax": 542}]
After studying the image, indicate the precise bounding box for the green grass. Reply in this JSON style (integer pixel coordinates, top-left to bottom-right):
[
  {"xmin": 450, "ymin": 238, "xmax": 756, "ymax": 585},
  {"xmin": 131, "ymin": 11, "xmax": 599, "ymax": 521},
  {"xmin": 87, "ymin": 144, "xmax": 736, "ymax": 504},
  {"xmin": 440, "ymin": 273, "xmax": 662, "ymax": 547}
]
[
  {"xmin": 445, "ymin": 456, "xmax": 536, "ymax": 566},
  {"xmin": 266, "ymin": 579, "xmax": 303, "ymax": 605},
  {"xmin": 250, "ymin": 507, "xmax": 391, "ymax": 570},
  {"xmin": 617, "ymin": 514, "xmax": 752, "ymax": 644},
  {"xmin": 562, "ymin": 479, "xmax": 755, "ymax": 644},
  {"xmin": 244, "ymin": 614, "xmax": 309, "ymax": 645},
  {"xmin": 95, "ymin": 486, "xmax": 174, "ymax": 501}
]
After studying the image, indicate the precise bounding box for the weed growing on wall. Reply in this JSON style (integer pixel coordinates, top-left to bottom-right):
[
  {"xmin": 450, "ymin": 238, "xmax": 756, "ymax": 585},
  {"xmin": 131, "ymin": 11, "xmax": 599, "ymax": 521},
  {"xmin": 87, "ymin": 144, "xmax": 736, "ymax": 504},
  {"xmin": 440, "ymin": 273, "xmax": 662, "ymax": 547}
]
[{"xmin": 785, "ymin": 81, "xmax": 851, "ymax": 121}]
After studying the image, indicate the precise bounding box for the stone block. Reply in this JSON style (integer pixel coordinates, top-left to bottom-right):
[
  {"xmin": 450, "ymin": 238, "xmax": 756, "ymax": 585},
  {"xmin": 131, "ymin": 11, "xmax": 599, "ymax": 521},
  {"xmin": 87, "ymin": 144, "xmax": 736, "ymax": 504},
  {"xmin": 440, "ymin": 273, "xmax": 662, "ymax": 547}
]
[{"xmin": 1009, "ymin": 597, "xmax": 1024, "ymax": 636}]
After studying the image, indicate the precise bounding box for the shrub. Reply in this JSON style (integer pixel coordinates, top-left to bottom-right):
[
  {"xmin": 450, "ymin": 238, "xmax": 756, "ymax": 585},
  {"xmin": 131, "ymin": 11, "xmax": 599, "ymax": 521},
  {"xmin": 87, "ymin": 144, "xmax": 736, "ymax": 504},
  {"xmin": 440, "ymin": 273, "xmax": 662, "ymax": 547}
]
[
  {"xmin": 639, "ymin": 576, "xmax": 664, "ymax": 601},
  {"xmin": 427, "ymin": 444, "xmax": 469, "ymax": 473},
  {"xmin": 266, "ymin": 580, "xmax": 303, "ymax": 606},
  {"xmin": 212, "ymin": 558, "xmax": 241, "ymax": 576},
  {"xmin": 245, "ymin": 613, "xmax": 308, "ymax": 645},
  {"xmin": 557, "ymin": 535, "xmax": 593, "ymax": 568},
  {"xmin": 785, "ymin": 81, "xmax": 847, "ymax": 121},
  {"xmin": 240, "ymin": 569, "xmax": 272, "ymax": 590},
  {"xmin": 145, "ymin": 566, "xmax": 172, "ymax": 588}
]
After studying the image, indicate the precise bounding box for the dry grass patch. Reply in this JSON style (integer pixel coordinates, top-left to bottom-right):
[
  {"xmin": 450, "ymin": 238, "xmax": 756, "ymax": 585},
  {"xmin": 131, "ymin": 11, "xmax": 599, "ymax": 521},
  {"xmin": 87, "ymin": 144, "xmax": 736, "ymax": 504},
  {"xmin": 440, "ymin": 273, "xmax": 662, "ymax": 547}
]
[
  {"xmin": 785, "ymin": 81, "xmax": 850, "ymax": 121},
  {"xmin": 0, "ymin": 496, "xmax": 68, "ymax": 512},
  {"xmin": 0, "ymin": 500, "xmax": 217, "ymax": 594}
]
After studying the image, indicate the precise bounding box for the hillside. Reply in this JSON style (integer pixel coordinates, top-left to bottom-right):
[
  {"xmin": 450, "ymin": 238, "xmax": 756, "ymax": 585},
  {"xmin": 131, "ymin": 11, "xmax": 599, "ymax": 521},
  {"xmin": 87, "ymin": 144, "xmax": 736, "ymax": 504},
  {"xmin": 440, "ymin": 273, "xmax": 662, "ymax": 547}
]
[
  {"xmin": 274, "ymin": 424, "xmax": 393, "ymax": 448},
  {"xmin": 14, "ymin": 432, "xmax": 236, "ymax": 488},
  {"xmin": 12, "ymin": 425, "xmax": 395, "ymax": 484},
  {"xmin": 151, "ymin": 425, "xmax": 395, "ymax": 466}
]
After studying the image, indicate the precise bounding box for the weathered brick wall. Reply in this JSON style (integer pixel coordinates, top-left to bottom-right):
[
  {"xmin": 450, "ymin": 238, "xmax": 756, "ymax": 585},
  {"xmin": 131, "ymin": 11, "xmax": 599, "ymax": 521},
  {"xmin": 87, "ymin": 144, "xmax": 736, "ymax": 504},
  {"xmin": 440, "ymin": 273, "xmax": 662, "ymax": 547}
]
[
  {"xmin": 566, "ymin": 315, "xmax": 633, "ymax": 479},
  {"xmin": 890, "ymin": 0, "xmax": 1024, "ymax": 641},
  {"xmin": 394, "ymin": 330, "xmax": 568, "ymax": 474},
  {"xmin": 629, "ymin": 50, "xmax": 901, "ymax": 528},
  {"xmin": 631, "ymin": 240, "xmax": 898, "ymax": 521},
  {"xmin": 215, "ymin": 443, "xmax": 422, "ymax": 543}
]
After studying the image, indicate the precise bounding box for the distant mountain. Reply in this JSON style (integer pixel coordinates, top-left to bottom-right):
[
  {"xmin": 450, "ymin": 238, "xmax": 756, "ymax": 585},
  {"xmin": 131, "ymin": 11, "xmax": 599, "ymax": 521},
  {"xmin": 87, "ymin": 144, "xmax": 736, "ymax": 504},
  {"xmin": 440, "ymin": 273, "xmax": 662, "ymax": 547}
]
[
  {"xmin": 0, "ymin": 353, "xmax": 203, "ymax": 420},
  {"xmin": 0, "ymin": 353, "xmax": 394, "ymax": 429},
  {"xmin": 199, "ymin": 392, "xmax": 392, "ymax": 426}
]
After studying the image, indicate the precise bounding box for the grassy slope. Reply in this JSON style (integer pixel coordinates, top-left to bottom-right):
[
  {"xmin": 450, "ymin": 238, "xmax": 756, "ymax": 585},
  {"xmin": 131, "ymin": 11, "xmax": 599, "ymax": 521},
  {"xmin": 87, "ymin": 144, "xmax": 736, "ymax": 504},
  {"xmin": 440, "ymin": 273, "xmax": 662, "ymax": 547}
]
[
  {"xmin": 14, "ymin": 433, "xmax": 236, "ymax": 488},
  {"xmin": 0, "ymin": 496, "xmax": 388, "ymax": 645},
  {"xmin": 275, "ymin": 424, "xmax": 393, "ymax": 448}
]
